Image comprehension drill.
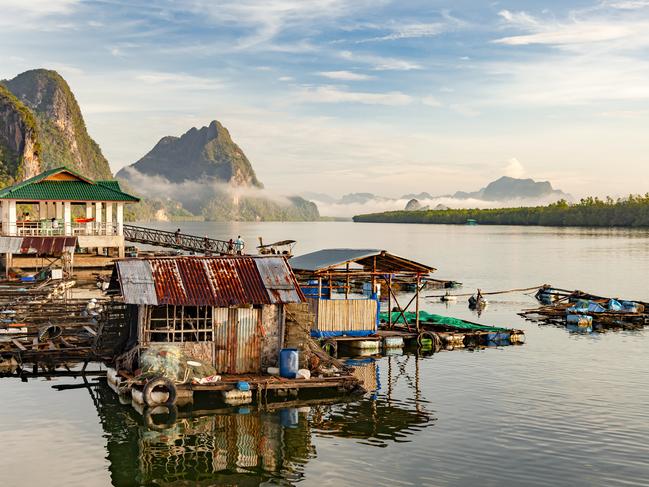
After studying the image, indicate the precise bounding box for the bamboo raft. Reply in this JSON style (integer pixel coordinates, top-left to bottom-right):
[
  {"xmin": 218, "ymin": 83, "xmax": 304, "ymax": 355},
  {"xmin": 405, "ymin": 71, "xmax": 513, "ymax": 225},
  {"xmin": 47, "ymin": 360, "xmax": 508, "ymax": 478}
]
[{"xmin": 519, "ymin": 286, "xmax": 649, "ymax": 331}]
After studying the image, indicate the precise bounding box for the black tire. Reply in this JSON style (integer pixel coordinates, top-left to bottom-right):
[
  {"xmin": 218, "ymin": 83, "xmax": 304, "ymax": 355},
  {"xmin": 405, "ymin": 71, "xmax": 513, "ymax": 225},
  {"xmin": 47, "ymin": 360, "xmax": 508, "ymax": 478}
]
[
  {"xmin": 142, "ymin": 376, "xmax": 177, "ymax": 406},
  {"xmin": 143, "ymin": 404, "xmax": 178, "ymax": 431}
]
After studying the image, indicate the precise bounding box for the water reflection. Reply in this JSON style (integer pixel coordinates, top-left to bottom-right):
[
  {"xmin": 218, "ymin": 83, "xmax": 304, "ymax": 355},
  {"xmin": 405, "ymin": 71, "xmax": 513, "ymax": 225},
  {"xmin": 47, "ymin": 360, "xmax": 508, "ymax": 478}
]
[{"xmin": 94, "ymin": 354, "xmax": 435, "ymax": 486}]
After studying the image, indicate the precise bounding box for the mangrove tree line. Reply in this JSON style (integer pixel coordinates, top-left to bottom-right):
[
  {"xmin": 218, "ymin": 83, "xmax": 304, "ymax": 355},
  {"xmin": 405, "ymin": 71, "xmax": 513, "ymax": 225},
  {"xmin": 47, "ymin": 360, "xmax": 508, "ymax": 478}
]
[{"xmin": 353, "ymin": 196, "xmax": 649, "ymax": 227}]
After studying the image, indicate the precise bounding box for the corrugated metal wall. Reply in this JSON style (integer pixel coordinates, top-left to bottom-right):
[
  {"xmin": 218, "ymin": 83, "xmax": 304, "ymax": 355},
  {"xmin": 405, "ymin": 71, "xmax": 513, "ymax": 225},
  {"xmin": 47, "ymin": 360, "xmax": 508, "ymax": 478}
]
[
  {"xmin": 213, "ymin": 307, "xmax": 262, "ymax": 374},
  {"xmin": 308, "ymin": 298, "xmax": 377, "ymax": 332}
]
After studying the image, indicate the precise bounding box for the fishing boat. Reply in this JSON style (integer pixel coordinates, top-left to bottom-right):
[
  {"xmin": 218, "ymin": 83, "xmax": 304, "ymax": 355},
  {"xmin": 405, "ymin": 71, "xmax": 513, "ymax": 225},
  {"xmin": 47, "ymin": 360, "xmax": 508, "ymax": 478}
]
[{"xmin": 257, "ymin": 238, "xmax": 296, "ymax": 256}]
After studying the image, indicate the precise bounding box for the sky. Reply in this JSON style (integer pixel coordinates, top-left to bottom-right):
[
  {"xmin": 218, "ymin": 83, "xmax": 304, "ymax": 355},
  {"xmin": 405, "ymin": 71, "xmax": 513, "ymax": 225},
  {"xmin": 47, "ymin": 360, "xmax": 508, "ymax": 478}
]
[{"xmin": 1, "ymin": 0, "xmax": 649, "ymax": 198}]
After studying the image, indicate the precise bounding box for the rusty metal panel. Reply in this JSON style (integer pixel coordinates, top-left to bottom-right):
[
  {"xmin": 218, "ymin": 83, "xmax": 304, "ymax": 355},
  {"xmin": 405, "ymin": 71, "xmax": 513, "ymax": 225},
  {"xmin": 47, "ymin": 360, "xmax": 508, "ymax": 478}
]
[
  {"xmin": 116, "ymin": 260, "xmax": 158, "ymax": 305},
  {"xmin": 236, "ymin": 307, "xmax": 261, "ymax": 373},
  {"xmin": 213, "ymin": 307, "xmax": 230, "ymax": 373},
  {"xmin": 19, "ymin": 236, "xmax": 76, "ymax": 256},
  {"xmin": 148, "ymin": 259, "xmax": 187, "ymax": 305},
  {"xmin": 255, "ymin": 257, "xmax": 305, "ymax": 304},
  {"xmin": 213, "ymin": 307, "xmax": 261, "ymax": 374}
]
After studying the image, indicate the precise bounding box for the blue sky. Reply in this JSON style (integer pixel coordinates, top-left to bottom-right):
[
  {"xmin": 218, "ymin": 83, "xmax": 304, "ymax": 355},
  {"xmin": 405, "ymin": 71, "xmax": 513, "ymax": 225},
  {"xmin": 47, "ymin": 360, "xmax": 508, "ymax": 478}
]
[{"xmin": 1, "ymin": 0, "xmax": 649, "ymax": 197}]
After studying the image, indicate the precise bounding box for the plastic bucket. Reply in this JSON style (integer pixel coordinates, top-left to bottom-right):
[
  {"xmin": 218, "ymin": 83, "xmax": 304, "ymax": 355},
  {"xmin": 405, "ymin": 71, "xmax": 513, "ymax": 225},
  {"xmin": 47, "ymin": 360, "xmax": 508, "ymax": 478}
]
[{"xmin": 279, "ymin": 348, "xmax": 299, "ymax": 378}]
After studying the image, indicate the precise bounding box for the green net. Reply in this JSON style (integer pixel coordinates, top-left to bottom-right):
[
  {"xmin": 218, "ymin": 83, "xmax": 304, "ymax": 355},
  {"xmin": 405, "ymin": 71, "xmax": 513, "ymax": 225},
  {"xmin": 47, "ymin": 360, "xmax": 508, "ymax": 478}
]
[{"xmin": 379, "ymin": 311, "xmax": 511, "ymax": 332}]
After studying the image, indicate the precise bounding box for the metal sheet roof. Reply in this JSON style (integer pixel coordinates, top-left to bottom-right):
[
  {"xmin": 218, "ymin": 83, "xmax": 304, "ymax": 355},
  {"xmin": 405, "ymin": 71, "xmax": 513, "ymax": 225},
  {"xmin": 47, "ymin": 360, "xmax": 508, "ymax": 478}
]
[
  {"xmin": 20, "ymin": 236, "xmax": 77, "ymax": 256},
  {"xmin": 0, "ymin": 236, "xmax": 77, "ymax": 256},
  {"xmin": 289, "ymin": 249, "xmax": 381, "ymax": 272},
  {"xmin": 115, "ymin": 256, "xmax": 304, "ymax": 306},
  {"xmin": 0, "ymin": 237, "xmax": 25, "ymax": 254},
  {"xmin": 289, "ymin": 248, "xmax": 435, "ymax": 274},
  {"xmin": 115, "ymin": 260, "xmax": 158, "ymax": 305}
]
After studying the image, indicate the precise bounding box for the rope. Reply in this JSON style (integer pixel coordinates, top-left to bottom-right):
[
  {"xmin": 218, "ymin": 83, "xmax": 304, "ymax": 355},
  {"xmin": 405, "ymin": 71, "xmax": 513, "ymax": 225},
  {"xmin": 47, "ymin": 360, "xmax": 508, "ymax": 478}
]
[{"xmin": 426, "ymin": 284, "xmax": 547, "ymax": 299}]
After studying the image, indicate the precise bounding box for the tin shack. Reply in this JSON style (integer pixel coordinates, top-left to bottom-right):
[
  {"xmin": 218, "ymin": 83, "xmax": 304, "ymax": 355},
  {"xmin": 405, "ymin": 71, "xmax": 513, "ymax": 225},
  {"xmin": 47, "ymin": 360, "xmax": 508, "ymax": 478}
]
[{"xmin": 112, "ymin": 255, "xmax": 305, "ymax": 374}]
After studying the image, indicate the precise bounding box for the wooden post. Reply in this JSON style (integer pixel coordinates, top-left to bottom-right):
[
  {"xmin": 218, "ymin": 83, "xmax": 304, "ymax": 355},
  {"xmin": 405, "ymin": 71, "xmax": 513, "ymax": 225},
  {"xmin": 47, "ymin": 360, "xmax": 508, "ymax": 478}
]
[
  {"xmin": 415, "ymin": 275, "xmax": 421, "ymax": 332},
  {"xmin": 345, "ymin": 263, "xmax": 349, "ymax": 299},
  {"xmin": 388, "ymin": 274, "xmax": 392, "ymax": 328}
]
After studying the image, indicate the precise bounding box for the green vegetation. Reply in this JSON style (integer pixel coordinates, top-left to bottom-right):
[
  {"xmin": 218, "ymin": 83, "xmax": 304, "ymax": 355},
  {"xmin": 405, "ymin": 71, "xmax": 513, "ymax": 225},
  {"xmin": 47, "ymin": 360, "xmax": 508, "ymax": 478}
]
[
  {"xmin": 201, "ymin": 194, "xmax": 319, "ymax": 221},
  {"xmin": 353, "ymin": 196, "xmax": 649, "ymax": 227},
  {"xmin": 0, "ymin": 84, "xmax": 41, "ymax": 184},
  {"xmin": 3, "ymin": 69, "xmax": 113, "ymax": 180}
]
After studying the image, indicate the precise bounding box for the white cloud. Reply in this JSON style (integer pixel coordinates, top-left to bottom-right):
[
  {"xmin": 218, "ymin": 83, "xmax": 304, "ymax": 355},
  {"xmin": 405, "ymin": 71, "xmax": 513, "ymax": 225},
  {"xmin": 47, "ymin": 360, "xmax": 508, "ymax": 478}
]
[
  {"xmin": 318, "ymin": 70, "xmax": 373, "ymax": 80},
  {"xmin": 339, "ymin": 50, "xmax": 422, "ymax": 70},
  {"xmin": 422, "ymin": 95, "xmax": 442, "ymax": 107},
  {"xmin": 358, "ymin": 22, "xmax": 447, "ymax": 42},
  {"xmin": 278, "ymin": 76, "xmax": 294, "ymax": 81},
  {"xmin": 450, "ymin": 104, "xmax": 480, "ymax": 117},
  {"xmin": 1, "ymin": 0, "xmax": 79, "ymax": 16},
  {"xmin": 503, "ymin": 157, "xmax": 525, "ymax": 178},
  {"xmin": 296, "ymin": 86, "xmax": 412, "ymax": 105},
  {"xmin": 134, "ymin": 72, "xmax": 221, "ymax": 90},
  {"xmin": 185, "ymin": 0, "xmax": 375, "ymax": 49}
]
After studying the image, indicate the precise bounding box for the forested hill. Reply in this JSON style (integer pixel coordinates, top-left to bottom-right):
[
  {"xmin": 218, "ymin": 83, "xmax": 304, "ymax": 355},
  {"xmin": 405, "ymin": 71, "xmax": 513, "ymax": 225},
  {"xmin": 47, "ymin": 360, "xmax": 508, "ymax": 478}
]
[{"xmin": 353, "ymin": 196, "xmax": 649, "ymax": 227}]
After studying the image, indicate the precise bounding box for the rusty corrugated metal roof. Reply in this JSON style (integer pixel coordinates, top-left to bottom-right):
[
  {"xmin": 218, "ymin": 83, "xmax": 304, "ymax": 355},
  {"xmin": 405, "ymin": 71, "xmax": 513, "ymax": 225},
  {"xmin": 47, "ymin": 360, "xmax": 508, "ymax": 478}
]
[
  {"xmin": 116, "ymin": 256, "xmax": 304, "ymax": 306},
  {"xmin": 19, "ymin": 236, "xmax": 77, "ymax": 256}
]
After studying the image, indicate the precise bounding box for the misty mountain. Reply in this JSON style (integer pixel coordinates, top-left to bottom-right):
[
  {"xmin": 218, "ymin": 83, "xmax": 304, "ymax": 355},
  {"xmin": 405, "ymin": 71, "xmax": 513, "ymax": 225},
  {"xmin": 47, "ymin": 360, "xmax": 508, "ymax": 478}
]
[
  {"xmin": 118, "ymin": 120, "xmax": 319, "ymax": 221},
  {"xmin": 453, "ymin": 176, "xmax": 569, "ymax": 201},
  {"xmin": 303, "ymin": 176, "xmax": 572, "ymax": 218}
]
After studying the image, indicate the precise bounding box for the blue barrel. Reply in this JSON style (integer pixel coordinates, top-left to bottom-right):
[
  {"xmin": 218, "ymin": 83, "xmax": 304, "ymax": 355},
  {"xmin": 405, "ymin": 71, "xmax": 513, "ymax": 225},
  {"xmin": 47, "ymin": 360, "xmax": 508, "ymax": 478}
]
[{"xmin": 279, "ymin": 348, "xmax": 299, "ymax": 378}]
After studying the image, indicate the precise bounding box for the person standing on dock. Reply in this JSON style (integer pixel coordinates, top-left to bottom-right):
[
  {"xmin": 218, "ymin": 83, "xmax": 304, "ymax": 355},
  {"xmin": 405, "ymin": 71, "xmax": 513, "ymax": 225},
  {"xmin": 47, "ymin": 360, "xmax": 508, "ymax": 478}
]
[
  {"xmin": 235, "ymin": 235, "xmax": 245, "ymax": 255},
  {"xmin": 174, "ymin": 228, "xmax": 181, "ymax": 245}
]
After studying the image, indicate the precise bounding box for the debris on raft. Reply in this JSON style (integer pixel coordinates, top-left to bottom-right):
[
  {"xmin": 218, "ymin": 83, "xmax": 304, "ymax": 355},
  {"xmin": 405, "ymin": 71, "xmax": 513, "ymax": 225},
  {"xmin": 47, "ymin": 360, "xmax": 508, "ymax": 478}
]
[
  {"xmin": 378, "ymin": 311, "xmax": 525, "ymax": 349},
  {"xmin": 520, "ymin": 286, "xmax": 649, "ymax": 332},
  {"xmin": 0, "ymin": 279, "xmax": 122, "ymax": 366}
]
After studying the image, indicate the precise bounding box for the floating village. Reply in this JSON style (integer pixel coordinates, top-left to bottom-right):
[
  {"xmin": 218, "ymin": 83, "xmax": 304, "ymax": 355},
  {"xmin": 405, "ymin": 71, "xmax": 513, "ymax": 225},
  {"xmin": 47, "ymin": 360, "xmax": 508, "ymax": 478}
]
[{"xmin": 1, "ymin": 167, "xmax": 648, "ymax": 435}]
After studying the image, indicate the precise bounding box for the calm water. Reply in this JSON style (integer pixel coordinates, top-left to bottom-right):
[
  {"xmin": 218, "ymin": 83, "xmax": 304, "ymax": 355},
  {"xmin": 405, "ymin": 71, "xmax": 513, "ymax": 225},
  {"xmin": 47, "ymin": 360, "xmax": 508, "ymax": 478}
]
[{"xmin": 2, "ymin": 222, "xmax": 649, "ymax": 487}]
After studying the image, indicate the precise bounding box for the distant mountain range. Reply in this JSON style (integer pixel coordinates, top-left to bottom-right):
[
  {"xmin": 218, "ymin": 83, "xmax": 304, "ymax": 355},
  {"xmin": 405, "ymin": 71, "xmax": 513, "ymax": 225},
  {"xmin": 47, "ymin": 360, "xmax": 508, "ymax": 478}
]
[{"xmin": 303, "ymin": 176, "xmax": 572, "ymax": 217}]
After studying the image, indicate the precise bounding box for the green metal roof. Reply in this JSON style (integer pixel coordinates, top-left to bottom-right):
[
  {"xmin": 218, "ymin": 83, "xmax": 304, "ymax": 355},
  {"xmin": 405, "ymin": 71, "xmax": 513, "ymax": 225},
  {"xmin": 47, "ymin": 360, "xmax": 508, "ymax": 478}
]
[{"xmin": 0, "ymin": 167, "xmax": 140, "ymax": 202}]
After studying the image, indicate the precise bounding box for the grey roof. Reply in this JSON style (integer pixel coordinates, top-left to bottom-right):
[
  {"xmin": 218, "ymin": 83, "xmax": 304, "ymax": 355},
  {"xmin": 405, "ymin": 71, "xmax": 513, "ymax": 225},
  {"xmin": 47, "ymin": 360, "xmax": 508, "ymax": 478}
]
[
  {"xmin": 289, "ymin": 248, "xmax": 435, "ymax": 274},
  {"xmin": 289, "ymin": 249, "xmax": 381, "ymax": 272}
]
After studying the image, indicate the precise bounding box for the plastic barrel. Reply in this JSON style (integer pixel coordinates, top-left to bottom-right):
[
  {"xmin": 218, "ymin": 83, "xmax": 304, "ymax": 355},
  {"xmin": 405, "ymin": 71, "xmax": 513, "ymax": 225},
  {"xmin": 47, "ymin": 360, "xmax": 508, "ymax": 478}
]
[{"xmin": 279, "ymin": 348, "xmax": 299, "ymax": 378}]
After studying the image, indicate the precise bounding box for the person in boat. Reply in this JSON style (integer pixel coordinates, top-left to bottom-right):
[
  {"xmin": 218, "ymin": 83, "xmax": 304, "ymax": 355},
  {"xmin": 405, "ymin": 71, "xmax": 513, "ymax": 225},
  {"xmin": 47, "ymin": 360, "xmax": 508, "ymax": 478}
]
[{"xmin": 235, "ymin": 235, "xmax": 245, "ymax": 255}]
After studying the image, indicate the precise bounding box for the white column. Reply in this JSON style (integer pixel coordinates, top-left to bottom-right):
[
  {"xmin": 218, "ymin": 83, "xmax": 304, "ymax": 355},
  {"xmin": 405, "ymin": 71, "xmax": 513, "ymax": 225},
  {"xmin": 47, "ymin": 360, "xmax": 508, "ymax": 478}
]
[
  {"xmin": 1, "ymin": 201, "xmax": 7, "ymax": 235},
  {"xmin": 8, "ymin": 200, "xmax": 17, "ymax": 236},
  {"xmin": 56, "ymin": 202, "xmax": 63, "ymax": 220},
  {"xmin": 38, "ymin": 202, "xmax": 46, "ymax": 219},
  {"xmin": 95, "ymin": 202, "xmax": 103, "ymax": 234},
  {"xmin": 64, "ymin": 202, "xmax": 72, "ymax": 236},
  {"xmin": 105, "ymin": 202, "xmax": 113, "ymax": 235},
  {"xmin": 86, "ymin": 203, "xmax": 93, "ymax": 234},
  {"xmin": 116, "ymin": 203, "xmax": 124, "ymax": 236}
]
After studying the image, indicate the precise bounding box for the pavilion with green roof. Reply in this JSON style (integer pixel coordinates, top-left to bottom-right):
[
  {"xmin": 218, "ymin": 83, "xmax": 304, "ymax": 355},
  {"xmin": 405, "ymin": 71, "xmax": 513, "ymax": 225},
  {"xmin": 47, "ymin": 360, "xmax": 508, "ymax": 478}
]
[{"xmin": 0, "ymin": 167, "xmax": 139, "ymax": 263}]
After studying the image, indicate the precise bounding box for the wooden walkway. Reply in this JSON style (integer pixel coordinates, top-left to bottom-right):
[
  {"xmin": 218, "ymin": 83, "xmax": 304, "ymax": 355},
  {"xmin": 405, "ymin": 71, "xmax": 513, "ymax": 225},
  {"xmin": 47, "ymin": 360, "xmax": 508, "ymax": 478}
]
[{"xmin": 122, "ymin": 224, "xmax": 235, "ymax": 255}]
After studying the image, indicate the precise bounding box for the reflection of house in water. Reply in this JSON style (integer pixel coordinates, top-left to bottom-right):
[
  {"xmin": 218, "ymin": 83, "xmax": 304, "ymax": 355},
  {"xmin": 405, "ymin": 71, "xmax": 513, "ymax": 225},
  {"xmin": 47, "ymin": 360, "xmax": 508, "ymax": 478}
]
[
  {"xmin": 93, "ymin": 352, "xmax": 435, "ymax": 486},
  {"xmin": 95, "ymin": 381, "xmax": 314, "ymax": 486}
]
